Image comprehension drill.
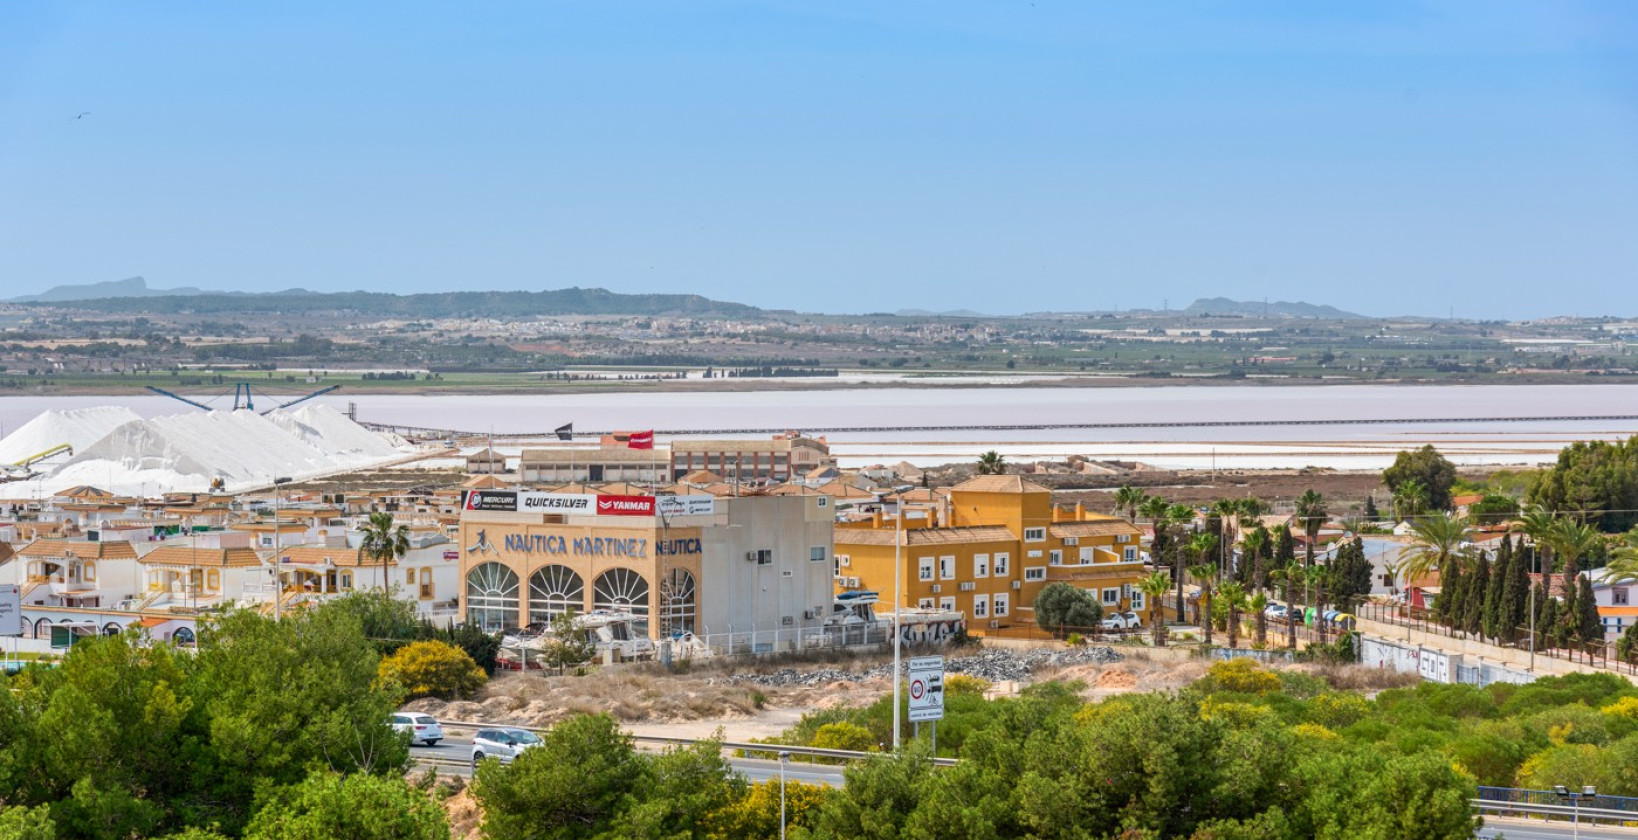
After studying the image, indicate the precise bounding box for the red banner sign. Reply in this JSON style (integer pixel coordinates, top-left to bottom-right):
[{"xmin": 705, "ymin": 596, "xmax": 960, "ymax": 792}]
[
  {"xmin": 596, "ymin": 494, "xmax": 655, "ymax": 516},
  {"xmin": 626, "ymin": 430, "xmax": 654, "ymax": 450}
]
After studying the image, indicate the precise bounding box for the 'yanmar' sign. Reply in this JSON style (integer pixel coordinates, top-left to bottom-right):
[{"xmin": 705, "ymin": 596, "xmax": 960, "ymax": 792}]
[{"xmin": 596, "ymin": 495, "xmax": 655, "ymax": 516}]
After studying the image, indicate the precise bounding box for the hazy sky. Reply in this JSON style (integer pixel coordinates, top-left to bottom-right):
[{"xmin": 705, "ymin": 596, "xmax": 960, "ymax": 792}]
[{"xmin": 2, "ymin": 2, "xmax": 1635, "ymax": 319}]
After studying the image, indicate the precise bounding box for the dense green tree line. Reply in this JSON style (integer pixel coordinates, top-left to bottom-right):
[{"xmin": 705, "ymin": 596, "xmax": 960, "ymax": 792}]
[
  {"xmin": 0, "ymin": 602, "xmax": 435, "ymax": 839},
  {"xmin": 1528, "ymin": 436, "xmax": 1638, "ymax": 532},
  {"xmin": 469, "ymin": 661, "xmax": 1638, "ymax": 838}
]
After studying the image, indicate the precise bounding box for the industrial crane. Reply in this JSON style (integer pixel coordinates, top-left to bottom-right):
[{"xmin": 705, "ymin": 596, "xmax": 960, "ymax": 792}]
[{"xmin": 143, "ymin": 384, "xmax": 342, "ymax": 415}]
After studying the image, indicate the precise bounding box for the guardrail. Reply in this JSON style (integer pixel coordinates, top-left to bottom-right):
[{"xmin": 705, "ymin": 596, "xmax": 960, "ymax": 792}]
[
  {"xmin": 1472, "ymin": 798, "xmax": 1638, "ymax": 824},
  {"xmin": 433, "ymin": 719, "xmax": 959, "ymax": 766}
]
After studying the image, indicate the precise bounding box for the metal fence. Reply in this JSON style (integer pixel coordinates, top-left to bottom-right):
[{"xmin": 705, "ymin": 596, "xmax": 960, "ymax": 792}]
[
  {"xmin": 1354, "ymin": 601, "xmax": 1638, "ymax": 676},
  {"xmin": 1478, "ymin": 785, "xmax": 1638, "ymax": 813}
]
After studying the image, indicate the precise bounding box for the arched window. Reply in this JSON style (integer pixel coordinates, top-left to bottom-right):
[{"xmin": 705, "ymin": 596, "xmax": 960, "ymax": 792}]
[
  {"xmin": 528, "ymin": 565, "xmax": 584, "ymax": 625},
  {"xmin": 466, "ymin": 562, "xmax": 520, "ymax": 632},
  {"xmin": 103, "ymin": 623, "xmax": 122, "ymax": 637},
  {"xmin": 593, "ymin": 568, "xmax": 651, "ymax": 637},
  {"xmin": 659, "ymin": 569, "xmax": 697, "ymax": 636},
  {"xmin": 172, "ymin": 626, "xmax": 196, "ymax": 646}
]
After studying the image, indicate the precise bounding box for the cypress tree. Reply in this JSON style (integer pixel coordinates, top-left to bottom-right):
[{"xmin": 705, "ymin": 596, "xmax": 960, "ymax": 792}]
[
  {"xmin": 1439, "ymin": 557, "xmax": 1465, "ymax": 629},
  {"xmin": 1556, "ymin": 579, "xmax": 1578, "ymax": 650},
  {"xmin": 1274, "ymin": 526, "xmax": 1295, "ymax": 569},
  {"xmin": 1500, "ymin": 536, "xmax": 1530, "ymax": 644},
  {"xmin": 1462, "ymin": 552, "xmax": 1489, "ymax": 637},
  {"xmin": 1483, "ymin": 543, "xmax": 1508, "ymax": 641},
  {"xmin": 1539, "ymin": 591, "xmax": 1559, "ymax": 650},
  {"xmin": 1364, "ymin": 494, "xmax": 1380, "ymax": 521},
  {"xmin": 1251, "ymin": 525, "xmax": 1272, "ymax": 591},
  {"xmin": 1577, "ymin": 575, "xmax": 1603, "ymax": 644}
]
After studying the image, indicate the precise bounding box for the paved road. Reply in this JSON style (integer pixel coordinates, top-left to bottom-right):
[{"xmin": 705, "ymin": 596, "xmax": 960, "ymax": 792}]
[
  {"xmin": 409, "ymin": 739, "xmax": 848, "ymax": 787},
  {"xmin": 1479, "ymin": 816, "xmax": 1638, "ymax": 839}
]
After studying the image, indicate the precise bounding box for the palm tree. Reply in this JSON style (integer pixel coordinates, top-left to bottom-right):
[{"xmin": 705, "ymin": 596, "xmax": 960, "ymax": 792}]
[
  {"xmin": 1114, "ymin": 485, "xmax": 1148, "ymax": 522},
  {"xmin": 1249, "ymin": 590, "xmax": 1270, "ymax": 648},
  {"xmin": 1137, "ymin": 572, "xmax": 1173, "ymax": 647},
  {"xmin": 1304, "ymin": 565, "xmax": 1332, "ymax": 643},
  {"xmin": 1139, "ymin": 494, "xmax": 1171, "ymax": 526},
  {"xmin": 1211, "ymin": 499, "xmax": 1242, "ymax": 578},
  {"xmin": 1218, "ymin": 582, "xmax": 1247, "ymax": 650},
  {"xmin": 1600, "ymin": 528, "xmax": 1638, "ymax": 584},
  {"xmin": 1269, "ymin": 560, "xmax": 1304, "ymax": 649},
  {"xmin": 1393, "ymin": 479, "xmax": 1429, "ymax": 521},
  {"xmin": 1514, "ymin": 506, "xmax": 1558, "ymax": 588},
  {"xmin": 1167, "ymin": 503, "xmax": 1197, "ymax": 618},
  {"xmin": 1187, "ymin": 561, "xmax": 1217, "ymax": 645},
  {"xmin": 1294, "ymin": 490, "xmax": 1328, "ymax": 568},
  {"xmin": 1398, "ymin": 512, "xmax": 1472, "ymax": 588},
  {"xmin": 976, "ymin": 451, "xmax": 1006, "ymax": 475},
  {"xmin": 1546, "ymin": 517, "xmax": 1602, "ymax": 580},
  {"xmin": 1240, "ymin": 528, "xmax": 1269, "ymax": 591},
  {"xmin": 359, "ymin": 511, "xmax": 411, "ymax": 591}
]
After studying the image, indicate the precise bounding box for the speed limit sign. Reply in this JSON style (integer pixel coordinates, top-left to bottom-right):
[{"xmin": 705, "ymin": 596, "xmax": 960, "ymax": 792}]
[{"xmin": 908, "ymin": 656, "xmax": 944, "ymax": 722}]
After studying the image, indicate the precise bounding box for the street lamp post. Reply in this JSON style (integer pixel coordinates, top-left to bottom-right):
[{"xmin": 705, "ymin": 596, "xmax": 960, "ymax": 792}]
[
  {"xmin": 778, "ymin": 750, "xmax": 791, "ymax": 840},
  {"xmin": 1555, "ymin": 784, "xmax": 1596, "ymax": 839},
  {"xmin": 892, "ymin": 509, "xmax": 903, "ymax": 752},
  {"xmin": 270, "ymin": 477, "xmax": 292, "ymax": 620}
]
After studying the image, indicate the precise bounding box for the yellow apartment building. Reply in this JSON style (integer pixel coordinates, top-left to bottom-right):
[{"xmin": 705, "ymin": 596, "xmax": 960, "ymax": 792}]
[{"xmin": 833, "ymin": 475, "xmax": 1149, "ymax": 634}]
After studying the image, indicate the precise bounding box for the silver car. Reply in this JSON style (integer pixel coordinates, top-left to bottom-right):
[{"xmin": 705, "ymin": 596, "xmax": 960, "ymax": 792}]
[{"xmin": 471, "ymin": 727, "xmax": 542, "ymax": 767}]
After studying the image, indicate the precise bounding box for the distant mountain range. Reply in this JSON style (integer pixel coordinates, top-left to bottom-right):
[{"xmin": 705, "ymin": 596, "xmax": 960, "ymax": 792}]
[
  {"xmin": 1183, "ymin": 297, "xmax": 1365, "ymax": 319},
  {"xmin": 11, "ymin": 276, "xmax": 209, "ymax": 303},
  {"xmin": 894, "ymin": 308, "xmax": 992, "ymax": 318},
  {"xmin": 9, "ymin": 279, "xmax": 760, "ymax": 318},
  {"xmin": 9, "ymin": 278, "xmax": 1369, "ymax": 321}
]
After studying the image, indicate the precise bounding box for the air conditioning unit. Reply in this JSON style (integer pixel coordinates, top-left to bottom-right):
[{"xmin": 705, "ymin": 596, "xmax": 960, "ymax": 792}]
[
  {"xmin": 844, "ymin": 576, "xmax": 861, "ymax": 587},
  {"xmin": 930, "ymin": 584, "xmax": 942, "ymax": 594},
  {"xmin": 959, "ymin": 582, "xmax": 976, "ymax": 592},
  {"xmin": 1122, "ymin": 584, "xmax": 1133, "ymax": 597},
  {"xmin": 1011, "ymin": 580, "xmax": 1022, "ymax": 590},
  {"xmin": 840, "ymin": 556, "xmax": 851, "ymax": 567},
  {"xmin": 803, "ymin": 608, "xmax": 819, "ymax": 619},
  {"xmin": 988, "ymin": 620, "xmax": 1001, "ymax": 629}
]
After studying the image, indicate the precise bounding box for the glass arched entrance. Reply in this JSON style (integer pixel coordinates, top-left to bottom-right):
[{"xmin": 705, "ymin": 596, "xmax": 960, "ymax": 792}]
[
  {"xmin": 466, "ymin": 562, "xmax": 520, "ymax": 632},
  {"xmin": 593, "ymin": 568, "xmax": 651, "ymax": 637},
  {"xmin": 528, "ymin": 565, "xmax": 585, "ymax": 624}
]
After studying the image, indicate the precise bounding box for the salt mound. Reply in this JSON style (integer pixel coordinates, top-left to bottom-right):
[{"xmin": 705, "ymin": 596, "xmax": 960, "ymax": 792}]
[
  {"xmin": 268, "ymin": 404, "xmax": 399, "ymax": 458},
  {"xmin": 8, "ymin": 405, "xmax": 407, "ymax": 497},
  {"xmin": 0, "ymin": 406, "xmax": 141, "ymax": 466}
]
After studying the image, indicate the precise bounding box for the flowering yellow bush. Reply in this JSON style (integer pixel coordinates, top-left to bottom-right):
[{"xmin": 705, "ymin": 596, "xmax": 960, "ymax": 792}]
[{"xmin": 377, "ymin": 640, "xmax": 486, "ymax": 700}]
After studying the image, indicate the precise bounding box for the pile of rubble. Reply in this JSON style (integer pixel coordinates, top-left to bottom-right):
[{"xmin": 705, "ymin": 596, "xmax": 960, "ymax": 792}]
[{"xmin": 727, "ymin": 646, "xmax": 1124, "ymax": 687}]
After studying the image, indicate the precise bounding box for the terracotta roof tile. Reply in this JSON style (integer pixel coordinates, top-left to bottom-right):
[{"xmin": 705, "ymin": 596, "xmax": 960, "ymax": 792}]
[{"xmin": 950, "ymin": 475, "xmax": 1051, "ymax": 494}]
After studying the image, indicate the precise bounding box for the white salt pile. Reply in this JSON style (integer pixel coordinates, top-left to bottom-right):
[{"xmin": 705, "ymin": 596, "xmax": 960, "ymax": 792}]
[
  {"xmin": 0, "ymin": 406, "xmax": 142, "ymax": 466},
  {"xmin": 0, "ymin": 404, "xmax": 409, "ymax": 497}
]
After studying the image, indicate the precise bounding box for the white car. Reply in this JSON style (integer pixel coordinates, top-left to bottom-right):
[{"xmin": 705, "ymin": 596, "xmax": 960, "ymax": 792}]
[
  {"xmin": 391, "ymin": 713, "xmax": 444, "ymax": 746},
  {"xmin": 471, "ymin": 727, "xmax": 543, "ymax": 767},
  {"xmin": 1100, "ymin": 611, "xmax": 1142, "ymax": 631}
]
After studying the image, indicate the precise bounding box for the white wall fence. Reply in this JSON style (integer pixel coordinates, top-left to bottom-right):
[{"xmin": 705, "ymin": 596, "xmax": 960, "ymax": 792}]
[{"xmin": 1359, "ymin": 635, "xmax": 1534, "ymax": 687}]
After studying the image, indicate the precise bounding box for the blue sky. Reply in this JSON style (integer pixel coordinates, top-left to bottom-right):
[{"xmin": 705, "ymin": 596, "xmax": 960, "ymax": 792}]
[{"xmin": 2, "ymin": 1, "xmax": 1635, "ymax": 318}]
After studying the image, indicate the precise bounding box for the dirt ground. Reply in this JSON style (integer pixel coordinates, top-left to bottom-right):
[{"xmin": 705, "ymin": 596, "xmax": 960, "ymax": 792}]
[
  {"xmin": 404, "ymin": 654, "xmax": 894, "ymax": 741},
  {"xmin": 404, "ymin": 645, "xmax": 1417, "ymax": 744}
]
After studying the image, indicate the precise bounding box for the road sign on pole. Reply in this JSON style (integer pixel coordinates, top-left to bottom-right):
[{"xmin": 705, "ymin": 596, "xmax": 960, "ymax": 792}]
[
  {"xmin": 0, "ymin": 585, "xmax": 20, "ymax": 637},
  {"xmin": 907, "ymin": 655, "xmax": 944, "ymax": 722}
]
